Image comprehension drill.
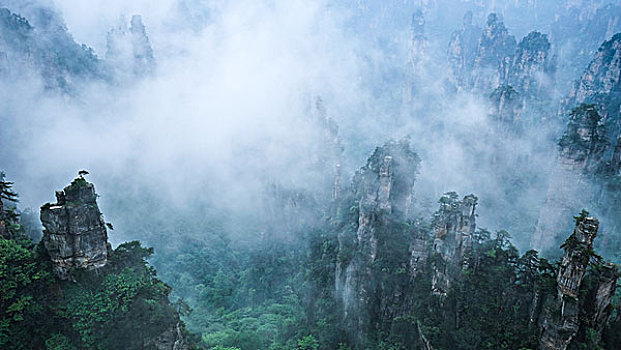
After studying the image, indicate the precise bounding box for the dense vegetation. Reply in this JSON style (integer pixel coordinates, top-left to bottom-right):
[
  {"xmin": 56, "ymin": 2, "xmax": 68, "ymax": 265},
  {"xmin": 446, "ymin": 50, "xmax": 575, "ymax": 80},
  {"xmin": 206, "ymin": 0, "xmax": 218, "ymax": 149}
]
[
  {"xmin": 152, "ymin": 202, "xmax": 621, "ymax": 350},
  {"xmin": 3, "ymin": 163, "xmax": 621, "ymax": 350}
]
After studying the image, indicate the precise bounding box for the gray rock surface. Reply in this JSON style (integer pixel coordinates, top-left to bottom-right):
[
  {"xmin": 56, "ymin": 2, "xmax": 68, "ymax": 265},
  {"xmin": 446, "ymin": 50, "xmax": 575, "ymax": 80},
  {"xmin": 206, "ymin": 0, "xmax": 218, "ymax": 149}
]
[
  {"xmin": 538, "ymin": 214, "xmax": 607, "ymax": 350},
  {"xmin": 335, "ymin": 139, "xmax": 420, "ymax": 345},
  {"xmin": 431, "ymin": 193, "xmax": 477, "ymax": 296},
  {"xmin": 145, "ymin": 323, "xmax": 188, "ymax": 350},
  {"xmin": 40, "ymin": 177, "xmax": 110, "ymax": 280}
]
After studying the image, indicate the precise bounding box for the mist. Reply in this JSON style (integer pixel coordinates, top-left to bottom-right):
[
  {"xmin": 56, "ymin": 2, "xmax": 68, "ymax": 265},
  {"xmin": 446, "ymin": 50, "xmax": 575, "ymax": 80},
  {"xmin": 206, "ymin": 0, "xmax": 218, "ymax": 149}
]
[
  {"xmin": 4, "ymin": 1, "xmax": 621, "ymax": 349},
  {"xmin": 1, "ymin": 0, "xmax": 619, "ymax": 252}
]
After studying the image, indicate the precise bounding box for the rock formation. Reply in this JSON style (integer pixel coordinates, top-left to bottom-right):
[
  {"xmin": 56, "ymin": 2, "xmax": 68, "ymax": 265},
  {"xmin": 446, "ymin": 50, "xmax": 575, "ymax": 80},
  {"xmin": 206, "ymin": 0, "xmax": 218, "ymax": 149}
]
[
  {"xmin": 550, "ymin": 2, "xmax": 621, "ymax": 92},
  {"xmin": 534, "ymin": 33, "xmax": 621, "ymax": 252},
  {"xmin": 447, "ymin": 13, "xmax": 555, "ymax": 125},
  {"xmin": 145, "ymin": 322, "xmax": 188, "ymax": 350},
  {"xmin": 508, "ymin": 31, "xmax": 553, "ymax": 100},
  {"xmin": 532, "ymin": 104, "xmax": 606, "ymax": 252},
  {"xmin": 403, "ymin": 7, "xmax": 429, "ymax": 104},
  {"xmin": 106, "ymin": 14, "xmax": 155, "ymax": 79},
  {"xmin": 573, "ymin": 262, "xmax": 619, "ymax": 347},
  {"xmin": 472, "ymin": 13, "xmax": 517, "ymax": 93},
  {"xmin": 447, "ymin": 11, "xmax": 481, "ymax": 90},
  {"xmin": 430, "ymin": 193, "xmax": 477, "ymax": 296},
  {"xmin": 562, "ymin": 33, "xmax": 621, "ymax": 142},
  {"xmin": 40, "ymin": 177, "xmax": 111, "ymax": 280},
  {"xmin": 489, "ymin": 85, "xmax": 522, "ymax": 126},
  {"xmin": 538, "ymin": 213, "xmax": 617, "ymax": 350},
  {"xmin": 335, "ymin": 139, "xmax": 420, "ymax": 344}
]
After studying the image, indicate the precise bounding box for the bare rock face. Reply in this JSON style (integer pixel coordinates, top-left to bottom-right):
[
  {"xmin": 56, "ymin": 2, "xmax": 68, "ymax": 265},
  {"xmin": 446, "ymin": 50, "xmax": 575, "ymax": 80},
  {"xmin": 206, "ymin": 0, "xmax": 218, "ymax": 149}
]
[
  {"xmin": 508, "ymin": 31, "xmax": 554, "ymax": 107},
  {"xmin": 447, "ymin": 11, "xmax": 481, "ymax": 90},
  {"xmin": 551, "ymin": 3, "xmax": 621, "ymax": 92},
  {"xmin": 40, "ymin": 177, "xmax": 110, "ymax": 280},
  {"xmin": 563, "ymin": 33, "xmax": 621, "ymax": 140},
  {"xmin": 335, "ymin": 139, "xmax": 420, "ymax": 345},
  {"xmin": 489, "ymin": 85, "xmax": 522, "ymax": 126},
  {"xmin": 448, "ymin": 13, "xmax": 554, "ymax": 124},
  {"xmin": 550, "ymin": 34, "xmax": 621, "ymax": 258},
  {"xmin": 145, "ymin": 323, "xmax": 188, "ymax": 350},
  {"xmin": 431, "ymin": 193, "xmax": 477, "ymax": 296},
  {"xmin": 556, "ymin": 216, "xmax": 598, "ymax": 298},
  {"xmin": 573, "ymin": 263, "xmax": 618, "ymax": 347},
  {"xmin": 403, "ymin": 7, "xmax": 429, "ymax": 104},
  {"xmin": 472, "ymin": 13, "xmax": 517, "ymax": 93},
  {"xmin": 538, "ymin": 214, "xmax": 601, "ymax": 350}
]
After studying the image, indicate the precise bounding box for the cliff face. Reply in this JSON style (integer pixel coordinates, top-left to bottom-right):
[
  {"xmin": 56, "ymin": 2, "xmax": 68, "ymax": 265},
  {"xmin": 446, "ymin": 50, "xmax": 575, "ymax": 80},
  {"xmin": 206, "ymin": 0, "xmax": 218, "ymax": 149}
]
[
  {"xmin": 538, "ymin": 214, "xmax": 617, "ymax": 350},
  {"xmin": 472, "ymin": 13, "xmax": 517, "ymax": 93},
  {"xmin": 508, "ymin": 31, "xmax": 554, "ymax": 102},
  {"xmin": 431, "ymin": 193, "xmax": 477, "ymax": 297},
  {"xmin": 447, "ymin": 11, "xmax": 481, "ymax": 91},
  {"xmin": 40, "ymin": 177, "xmax": 110, "ymax": 280},
  {"xmin": 106, "ymin": 15, "xmax": 155, "ymax": 79},
  {"xmin": 534, "ymin": 33, "xmax": 621, "ymax": 253},
  {"xmin": 38, "ymin": 176, "xmax": 190, "ymax": 348},
  {"xmin": 0, "ymin": 3, "xmax": 156, "ymax": 91},
  {"xmin": 335, "ymin": 140, "xmax": 420, "ymax": 344},
  {"xmin": 563, "ymin": 33, "xmax": 621, "ymax": 141},
  {"xmin": 532, "ymin": 104, "xmax": 605, "ymax": 252},
  {"xmin": 447, "ymin": 12, "xmax": 554, "ymax": 125},
  {"xmin": 551, "ymin": 2, "xmax": 621, "ymax": 92},
  {"xmin": 572, "ymin": 263, "xmax": 619, "ymax": 348},
  {"xmin": 145, "ymin": 322, "xmax": 188, "ymax": 350},
  {"xmin": 403, "ymin": 7, "xmax": 429, "ymax": 104}
]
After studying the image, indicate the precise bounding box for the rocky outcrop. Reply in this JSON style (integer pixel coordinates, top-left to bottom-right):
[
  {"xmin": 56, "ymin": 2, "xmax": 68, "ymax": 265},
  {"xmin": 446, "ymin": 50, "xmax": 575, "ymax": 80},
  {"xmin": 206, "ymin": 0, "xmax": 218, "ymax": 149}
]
[
  {"xmin": 145, "ymin": 322, "xmax": 188, "ymax": 350},
  {"xmin": 448, "ymin": 13, "xmax": 554, "ymax": 124},
  {"xmin": 550, "ymin": 2, "xmax": 621, "ymax": 92},
  {"xmin": 532, "ymin": 104, "xmax": 607, "ymax": 251},
  {"xmin": 335, "ymin": 140, "xmax": 420, "ymax": 344},
  {"xmin": 430, "ymin": 193, "xmax": 477, "ymax": 296},
  {"xmin": 508, "ymin": 31, "xmax": 554, "ymax": 106},
  {"xmin": 472, "ymin": 13, "xmax": 517, "ymax": 93},
  {"xmin": 447, "ymin": 11, "xmax": 481, "ymax": 90},
  {"xmin": 562, "ymin": 33, "xmax": 621, "ymax": 142},
  {"xmin": 403, "ymin": 8, "xmax": 429, "ymax": 104},
  {"xmin": 489, "ymin": 85, "xmax": 522, "ymax": 126},
  {"xmin": 538, "ymin": 213, "xmax": 617, "ymax": 350},
  {"xmin": 40, "ymin": 177, "xmax": 111, "ymax": 280},
  {"xmin": 572, "ymin": 263, "xmax": 619, "ymax": 348},
  {"xmin": 106, "ymin": 15, "xmax": 155, "ymax": 79}
]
